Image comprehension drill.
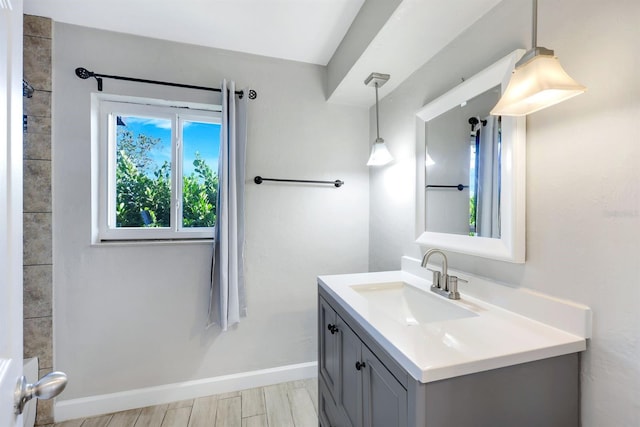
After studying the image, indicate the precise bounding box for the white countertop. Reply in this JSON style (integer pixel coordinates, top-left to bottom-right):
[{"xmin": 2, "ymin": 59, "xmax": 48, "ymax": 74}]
[{"xmin": 318, "ymin": 264, "xmax": 590, "ymax": 383}]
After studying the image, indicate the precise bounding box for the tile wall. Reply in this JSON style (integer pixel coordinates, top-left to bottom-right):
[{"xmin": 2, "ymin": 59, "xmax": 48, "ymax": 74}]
[{"xmin": 23, "ymin": 14, "xmax": 54, "ymax": 426}]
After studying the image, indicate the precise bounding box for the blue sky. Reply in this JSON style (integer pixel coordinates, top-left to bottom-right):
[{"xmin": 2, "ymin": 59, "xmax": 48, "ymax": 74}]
[{"xmin": 118, "ymin": 115, "xmax": 220, "ymax": 177}]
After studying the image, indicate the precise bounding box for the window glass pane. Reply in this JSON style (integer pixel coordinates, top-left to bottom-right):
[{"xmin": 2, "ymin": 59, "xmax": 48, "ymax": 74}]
[
  {"xmin": 115, "ymin": 115, "xmax": 172, "ymax": 228},
  {"xmin": 182, "ymin": 121, "xmax": 220, "ymax": 228}
]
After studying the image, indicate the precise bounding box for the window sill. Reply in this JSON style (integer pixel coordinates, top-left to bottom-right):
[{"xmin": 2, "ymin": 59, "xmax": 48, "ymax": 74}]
[{"xmin": 91, "ymin": 238, "xmax": 213, "ymax": 248}]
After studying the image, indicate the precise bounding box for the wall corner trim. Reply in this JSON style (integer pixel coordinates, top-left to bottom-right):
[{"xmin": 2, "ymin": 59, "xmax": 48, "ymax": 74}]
[{"xmin": 53, "ymin": 361, "xmax": 317, "ymax": 422}]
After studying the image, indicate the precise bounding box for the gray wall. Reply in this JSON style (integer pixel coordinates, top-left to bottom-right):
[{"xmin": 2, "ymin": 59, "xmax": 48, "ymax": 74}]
[
  {"xmin": 53, "ymin": 23, "xmax": 369, "ymax": 400},
  {"xmin": 369, "ymin": 0, "xmax": 640, "ymax": 425}
]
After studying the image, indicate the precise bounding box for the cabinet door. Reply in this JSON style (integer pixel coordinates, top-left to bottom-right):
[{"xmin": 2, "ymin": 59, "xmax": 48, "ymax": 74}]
[
  {"xmin": 338, "ymin": 319, "xmax": 363, "ymax": 427},
  {"xmin": 362, "ymin": 346, "xmax": 408, "ymax": 427},
  {"xmin": 319, "ymin": 298, "xmax": 340, "ymax": 399},
  {"xmin": 319, "ymin": 376, "xmax": 341, "ymax": 427}
]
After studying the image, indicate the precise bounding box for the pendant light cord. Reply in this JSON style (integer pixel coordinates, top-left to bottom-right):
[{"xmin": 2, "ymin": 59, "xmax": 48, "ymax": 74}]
[
  {"xmin": 375, "ymin": 82, "xmax": 380, "ymax": 140},
  {"xmin": 532, "ymin": 0, "xmax": 538, "ymax": 48}
]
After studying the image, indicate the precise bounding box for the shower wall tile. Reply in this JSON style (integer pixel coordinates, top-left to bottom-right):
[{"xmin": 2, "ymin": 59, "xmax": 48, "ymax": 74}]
[
  {"xmin": 23, "ymin": 35, "xmax": 51, "ymax": 91},
  {"xmin": 35, "ymin": 398, "xmax": 53, "ymax": 426},
  {"xmin": 24, "ymin": 317, "xmax": 52, "ymax": 368},
  {"xmin": 23, "ymin": 213, "xmax": 52, "ymax": 266},
  {"xmin": 24, "ymin": 15, "xmax": 53, "ymax": 426},
  {"xmin": 24, "ymin": 132, "xmax": 51, "ymax": 160},
  {"xmin": 24, "ymin": 265, "xmax": 52, "ymax": 318},
  {"xmin": 25, "ymin": 116, "xmax": 51, "ymax": 135},
  {"xmin": 24, "ymin": 160, "xmax": 52, "ymax": 213},
  {"xmin": 35, "ymin": 368, "xmax": 55, "ymax": 425},
  {"xmin": 24, "ymin": 90, "xmax": 51, "ymax": 118},
  {"xmin": 24, "ymin": 15, "xmax": 52, "ymax": 39}
]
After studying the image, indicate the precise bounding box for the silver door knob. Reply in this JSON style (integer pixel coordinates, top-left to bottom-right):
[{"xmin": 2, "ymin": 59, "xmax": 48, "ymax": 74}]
[{"xmin": 14, "ymin": 371, "xmax": 68, "ymax": 415}]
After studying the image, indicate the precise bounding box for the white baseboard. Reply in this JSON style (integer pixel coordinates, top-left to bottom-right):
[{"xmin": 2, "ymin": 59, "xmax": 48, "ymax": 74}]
[{"xmin": 54, "ymin": 361, "xmax": 317, "ymax": 422}]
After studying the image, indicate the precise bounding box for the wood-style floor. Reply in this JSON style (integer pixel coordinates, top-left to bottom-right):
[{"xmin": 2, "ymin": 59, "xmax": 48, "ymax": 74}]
[{"xmin": 50, "ymin": 378, "xmax": 318, "ymax": 427}]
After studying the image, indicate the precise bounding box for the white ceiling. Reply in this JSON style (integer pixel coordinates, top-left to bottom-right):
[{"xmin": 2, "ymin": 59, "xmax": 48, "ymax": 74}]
[
  {"xmin": 327, "ymin": 0, "xmax": 503, "ymax": 106},
  {"xmin": 24, "ymin": 0, "xmax": 505, "ymax": 107},
  {"xmin": 23, "ymin": 0, "xmax": 365, "ymax": 65}
]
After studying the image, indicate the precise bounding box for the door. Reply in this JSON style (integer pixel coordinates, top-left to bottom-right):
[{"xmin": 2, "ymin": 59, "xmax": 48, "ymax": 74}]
[{"xmin": 0, "ymin": 0, "xmax": 24, "ymax": 426}]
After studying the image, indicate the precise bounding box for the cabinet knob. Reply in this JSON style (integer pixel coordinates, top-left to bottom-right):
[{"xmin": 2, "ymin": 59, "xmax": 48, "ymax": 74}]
[
  {"xmin": 355, "ymin": 361, "xmax": 366, "ymax": 371},
  {"xmin": 327, "ymin": 324, "xmax": 339, "ymax": 334}
]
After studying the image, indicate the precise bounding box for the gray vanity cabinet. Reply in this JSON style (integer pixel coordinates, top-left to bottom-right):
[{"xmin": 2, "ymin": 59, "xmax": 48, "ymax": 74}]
[
  {"xmin": 319, "ymin": 297, "xmax": 340, "ymax": 399},
  {"xmin": 318, "ymin": 285, "xmax": 580, "ymax": 427},
  {"xmin": 361, "ymin": 345, "xmax": 408, "ymax": 427},
  {"xmin": 319, "ymin": 296, "xmax": 408, "ymax": 427},
  {"xmin": 338, "ymin": 322, "xmax": 362, "ymax": 427}
]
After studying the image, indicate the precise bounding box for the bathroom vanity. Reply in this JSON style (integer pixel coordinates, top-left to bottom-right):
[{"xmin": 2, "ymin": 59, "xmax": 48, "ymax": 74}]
[{"xmin": 317, "ymin": 258, "xmax": 590, "ymax": 427}]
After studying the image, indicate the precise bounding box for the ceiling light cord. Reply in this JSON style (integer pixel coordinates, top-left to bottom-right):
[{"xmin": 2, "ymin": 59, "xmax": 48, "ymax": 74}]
[
  {"xmin": 364, "ymin": 72, "xmax": 392, "ymax": 166},
  {"xmin": 532, "ymin": 0, "xmax": 538, "ymax": 49},
  {"xmin": 375, "ymin": 82, "xmax": 381, "ymax": 141}
]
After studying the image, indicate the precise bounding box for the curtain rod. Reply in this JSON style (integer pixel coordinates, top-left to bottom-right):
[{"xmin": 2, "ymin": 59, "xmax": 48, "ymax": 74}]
[
  {"xmin": 426, "ymin": 184, "xmax": 468, "ymax": 191},
  {"xmin": 74, "ymin": 67, "xmax": 257, "ymax": 100},
  {"xmin": 254, "ymin": 176, "xmax": 344, "ymax": 188}
]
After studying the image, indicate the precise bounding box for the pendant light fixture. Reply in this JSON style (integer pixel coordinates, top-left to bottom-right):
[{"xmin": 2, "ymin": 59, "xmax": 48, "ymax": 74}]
[
  {"xmin": 365, "ymin": 72, "xmax": 393, "ymax": 166},
  {"xmin": 425, "ymin": 153, "xmax": 435, "ymax": 167},
  {"xmin": 490, "ymin": 0, "xmax": 586, "ymax": 116}
]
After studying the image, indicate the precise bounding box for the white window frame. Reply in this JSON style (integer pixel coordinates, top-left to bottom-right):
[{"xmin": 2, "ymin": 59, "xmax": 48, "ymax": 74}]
[{"xmin": 97, "ymin": 97, "xmax": 222, "ymax": 241}]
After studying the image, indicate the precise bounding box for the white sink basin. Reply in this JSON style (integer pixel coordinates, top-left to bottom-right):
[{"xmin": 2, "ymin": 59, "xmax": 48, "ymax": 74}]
[
  {"xmin": 350, "ymin": 282, "xmax": 477, "ymax": 326},
  {"xmin": 320, "ymin": 267, "xmax": 589, "ymax": 383}
]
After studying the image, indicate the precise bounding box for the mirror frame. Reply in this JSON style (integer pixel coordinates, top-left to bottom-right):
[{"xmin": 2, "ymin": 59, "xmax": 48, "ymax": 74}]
[{"xmin": 415, "ymin": 50, "xmax": 526, "ymax": 263}]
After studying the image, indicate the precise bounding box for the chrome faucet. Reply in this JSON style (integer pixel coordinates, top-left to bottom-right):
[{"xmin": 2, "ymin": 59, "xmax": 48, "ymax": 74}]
[{"xmin": 421, "ymin": 249, "xmax": 461, "ymax": 300}]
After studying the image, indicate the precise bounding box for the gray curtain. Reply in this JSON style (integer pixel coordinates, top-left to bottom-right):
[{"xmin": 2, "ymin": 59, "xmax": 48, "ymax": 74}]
[
  {"xmin": 476, "ymin": 116, "xmax": 501, "ymax": 238},
  {"xmin": 208, "ymin": 79, "xmax": 248, "ymax": 330}
]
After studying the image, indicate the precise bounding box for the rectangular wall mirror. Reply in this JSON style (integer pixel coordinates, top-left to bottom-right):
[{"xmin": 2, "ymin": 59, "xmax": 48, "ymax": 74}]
[{"xmin": 415, "ymin": 50, "xmax": 526, "ymax": 263}]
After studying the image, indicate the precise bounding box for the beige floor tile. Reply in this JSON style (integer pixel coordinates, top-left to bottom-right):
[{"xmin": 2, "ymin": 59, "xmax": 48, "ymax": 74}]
[
  {"xmin": 216, "ymin": 390, "xmax": 241, "ymax": 399},
  {"xmin": 167, "ymin": 399, "xmax": 194, "ymax": 410},
  {"xmin": 241, "ymin": 414, "xmax": 268, "ymax": 427},
  {"xmin": 80, "ymin": 415, "xmax": 113, "ymax": 427},
  {"xmin": 288, "ymin": 388, "xmax": 317, "ymax": 427},
  {"xmin": 240, "ymin": 387, "xmax": 265, "ymax": 418},
  {"xmin": 54, "ymin": 420, "xmax": 83, "ymax": 427},
  {"xmin": 303, "ymin": 377, "xmax": 318, "ymax": 413},
  {"xmin": 215, "ymin": 397, "xmax": 241, "ymax": 427},
  {"xmin": 188, "ymin": 395, "xmax": 218, "ymax": 427},
  {"xmin": 263, "ymin": 384, "xmax": 295, "ymax": 427},
  {"xmin": 52, "ymin": 379, "xmax": 319, "ymax": 427},
  {"xmin": 106, "ymin": 408, "xmax": 141, "ymax": 427},
  {"xmin": 134, "ymin": 404, "xmax": 168, "ymax": 427},
  {"xmin": 283, "ymin": 380, "xmax": 307, "ymax": 391},
  {"xmin": 161, "ymin": 407, "xmax": 191, "ymax": 427}
]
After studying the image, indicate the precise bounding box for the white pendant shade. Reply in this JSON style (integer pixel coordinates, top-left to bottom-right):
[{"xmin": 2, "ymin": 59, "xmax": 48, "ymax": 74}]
[
  {"xmin": 491, "ymin": 54, "xmax": 586, "ymax": 116},
  {"xmin": 367, "ymin": 139, "xmax": 393, "ymax": 166}
]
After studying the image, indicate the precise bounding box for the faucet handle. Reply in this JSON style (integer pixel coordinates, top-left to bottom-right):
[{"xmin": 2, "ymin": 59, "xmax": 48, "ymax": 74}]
[
  {"xmin": 427, "ymin": 268, "xmax": 442, "ymax": 289},
  {"xmin": 446, "ymin": 276, "xmax": 468, "ymax": 300}
]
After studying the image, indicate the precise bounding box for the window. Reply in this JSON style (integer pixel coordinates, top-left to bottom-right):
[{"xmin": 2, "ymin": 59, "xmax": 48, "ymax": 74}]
[{"xmin": 97, "ymin": 98, "xmax": 221, "ymax": 240}]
